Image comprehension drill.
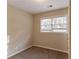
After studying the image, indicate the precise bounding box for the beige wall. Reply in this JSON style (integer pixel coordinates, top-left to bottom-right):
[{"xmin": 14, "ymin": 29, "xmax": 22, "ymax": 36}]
[
  {"xmin": 7, "ymin": 5, "xmax": 68, "ymax": 57},
  {"xmin": 7, "ymin": 5, "xmax": 33, "ymax": 57},
  {"xmin": 33, "ymin": 8, "xmax": 68, "ymax": 52}
]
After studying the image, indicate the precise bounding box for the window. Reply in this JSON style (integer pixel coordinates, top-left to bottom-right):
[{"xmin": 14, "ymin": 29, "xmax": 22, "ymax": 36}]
[{"xmin": 40, "ymin": 16, "xmax": 67, "ymax": 32}]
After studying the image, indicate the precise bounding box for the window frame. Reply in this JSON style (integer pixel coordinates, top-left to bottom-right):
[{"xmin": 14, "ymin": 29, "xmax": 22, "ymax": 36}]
[{"xmin": 40, "ymin": 15, "xmax": 68, "ymax": 33}]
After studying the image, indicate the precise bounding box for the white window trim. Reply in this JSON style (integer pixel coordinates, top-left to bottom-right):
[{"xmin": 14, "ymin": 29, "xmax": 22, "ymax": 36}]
[{"xmin": 40, "ymin": 15, "xmax": 68, "ymax": 33}]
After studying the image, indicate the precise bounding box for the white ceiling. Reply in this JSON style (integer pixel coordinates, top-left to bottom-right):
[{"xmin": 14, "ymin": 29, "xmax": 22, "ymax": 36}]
[{"xmin": 7, "ymin": 0, "xmax": 69, "ymax": 14}]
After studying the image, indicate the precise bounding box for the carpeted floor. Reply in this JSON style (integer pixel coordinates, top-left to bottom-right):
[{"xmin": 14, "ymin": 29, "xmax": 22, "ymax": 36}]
[{"xmin": 8, "ymin": 46, "xmax": 68, "ymax": 59}]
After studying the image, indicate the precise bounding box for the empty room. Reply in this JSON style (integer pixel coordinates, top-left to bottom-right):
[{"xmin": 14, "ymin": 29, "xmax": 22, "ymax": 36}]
[{"xmin": 7, "ymin": 0, "xmax": 70, "ymax": 59}]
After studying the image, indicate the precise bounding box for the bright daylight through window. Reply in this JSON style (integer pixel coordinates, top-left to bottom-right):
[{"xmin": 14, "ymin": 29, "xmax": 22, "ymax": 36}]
[{"xmin": 40, "ymin": 16, "xmax": 67, "ymax": 32}]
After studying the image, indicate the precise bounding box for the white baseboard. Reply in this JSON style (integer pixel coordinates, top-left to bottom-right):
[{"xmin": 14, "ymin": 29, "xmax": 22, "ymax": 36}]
[
  {"xmin": 7, "ymin": 45, "xmax": 32, "ymax": 58},
  {"xmin": 33, "ymin": 45, "xmax": 68, "ymax": 53},
  {"xmin": 8, "ymin": 45, "xmax": 68, "ymax": 58}
]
